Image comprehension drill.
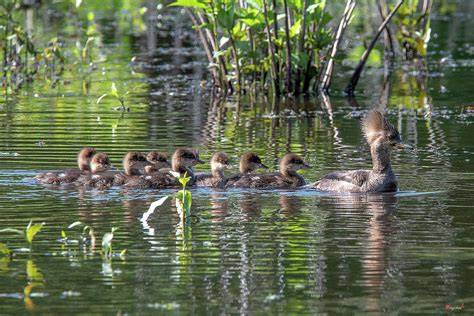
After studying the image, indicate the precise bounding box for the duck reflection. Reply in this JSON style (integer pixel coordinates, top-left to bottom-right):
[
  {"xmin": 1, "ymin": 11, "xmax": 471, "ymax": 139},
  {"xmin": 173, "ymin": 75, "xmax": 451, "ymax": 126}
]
[{"xmin": 320, "ymin": 193, "xmax": 397, "ymax": 312}]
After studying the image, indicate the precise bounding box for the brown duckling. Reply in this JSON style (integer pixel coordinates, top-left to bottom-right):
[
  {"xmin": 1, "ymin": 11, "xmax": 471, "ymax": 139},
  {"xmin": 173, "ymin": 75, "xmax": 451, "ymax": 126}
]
[
  {"xmin": 144, "ymin": 151, "xmax": 171, "ymax": 174},
  {"xmin": 73, "ymin": 152, "xmax": 113, "ymax": 188},
  {"xmin": 310, "ymin": 110, "xmax": 411, "ymax": 193},
  {"xmin": 225, "ymin": 152, "xmax": 268, "ymax": 187},
  {"xmin": 226, "ymin": 153, "xmax": 309, "ymax": 189},
  {"xmin": 113, "ymin": 152, "xmax": 152, "ymax": 187},
  {"xmin": 127, "ymin": 147, "xmax": 204, "ymax": 189},
  {"xmin": 196, "ymin": 152, "xmax": 231, "ymax": 188},
  {"xmin": 35, "ymin": 147, "xmax": 96, "ymax": 184}
]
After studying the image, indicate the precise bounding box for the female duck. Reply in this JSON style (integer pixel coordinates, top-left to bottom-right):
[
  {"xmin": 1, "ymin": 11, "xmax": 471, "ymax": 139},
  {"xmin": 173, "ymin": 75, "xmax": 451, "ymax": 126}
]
[
  {"xmin": 126, "ymin": 148, "xmax": 204, "ymax": 189},
  {"xmin": 310, "ymin": 110, "xmax": 410, "ymax": 193},
  {"xmin": 225, "ymin": 152, "xmax": 268, "ymax": 187},
  {"xmin": 196, "ymin": 152, "xmax": 231, "ymax": 188},
  {"xmin": 226, "ymin": 153, "xmax": 309, "ymax": 189},
  {"xmin": 35, "ymin": 147, "xmax": 96, "ymax": 184},
  {"xmin": 113, "ymin": 152, "xmax": 151, "ymax": 187}
]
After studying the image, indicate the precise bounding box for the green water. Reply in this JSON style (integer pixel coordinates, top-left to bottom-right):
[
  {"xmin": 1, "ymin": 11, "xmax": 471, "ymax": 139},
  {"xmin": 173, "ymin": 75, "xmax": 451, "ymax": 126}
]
[{"xmin": 1, "ymin": 4, "xmax": 474, "ymax": 314}]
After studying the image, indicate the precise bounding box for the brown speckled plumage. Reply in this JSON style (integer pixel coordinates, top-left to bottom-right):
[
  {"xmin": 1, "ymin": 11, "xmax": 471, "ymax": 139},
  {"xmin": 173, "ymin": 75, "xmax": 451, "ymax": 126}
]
[
  {"xmin": 312, "ymin": 110, "xmax": 408, "ymax": 193},
  {"xmin": 196, "ymin": 152, "xmax": 231, "ymax": 188},
  {"xmin": 35, "ymin": 147, "xmax": 97, "ymax": 184},
  {"xmin": 226, "ymin": 153, "xmax": 309, "ymax": 189},
  {"xmin": 74, "ymin": 152, "xmax": 114, "ymax": 189},
  {"xmin": 126, "ymin": 148, "xmax": 204, "ymax": 189},
  {"xmin": 225, "ymin": 152, "xmax": 268, "ymax": 187}
]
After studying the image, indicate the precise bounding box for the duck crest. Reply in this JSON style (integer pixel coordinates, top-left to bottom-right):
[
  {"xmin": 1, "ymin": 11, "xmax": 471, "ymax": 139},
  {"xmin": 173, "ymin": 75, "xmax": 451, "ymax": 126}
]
[{"xmin": 362, "ymin": 110, "xmax": 396, "ymax": 144}]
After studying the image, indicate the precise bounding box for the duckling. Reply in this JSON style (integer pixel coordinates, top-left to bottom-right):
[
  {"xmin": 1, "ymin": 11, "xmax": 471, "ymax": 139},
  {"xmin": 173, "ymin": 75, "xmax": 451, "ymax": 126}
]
[
  {"xmin": 225, "ymin": 152, "xmax": 268, "ymax": 187},
  {"xmin": 226, "ymin": 153, "xmax": 310, "ymax": 189},
  {"xmin": 74, "ymin": 152, "xmax": 113, "ymax": 188},
  {"xmin": 126, "ymin": 148, "xmax": 204, "ymax": 189},
  {"xmin": 196, "ymin": 152, "xmax": 231, "ymax": 188},
  {"xmin": 310, "ymin": 110, "xmax": 410, "ymax": 193},
  {"xmin": 35, "ymin": 147, "xmax": 96, "ymax": 184},
  {"xmin": 144, "ymin": 151, "xmax": 171, "ymax": 174},
  {"xmin": 113, "ymin": 152, "xmax": 151, "ymax": 187}
]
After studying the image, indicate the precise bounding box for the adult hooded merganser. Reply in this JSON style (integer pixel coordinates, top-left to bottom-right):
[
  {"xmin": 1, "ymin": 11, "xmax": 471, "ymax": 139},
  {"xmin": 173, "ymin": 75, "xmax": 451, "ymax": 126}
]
[
  {"xmin": 196, "ymin": 152, "xmax": 231, "ymax": 188},
  {"xmin": 74, "ymin": 152, "xmax": 113, "ymax": 188},
  {"xmin": 225, "ymin": 152, "xmax": 268, "ymax": 187},
  {"xmin": 144, "ymin": 151, "xmax": 171, "ymax": 174},
  {"xmin": 226, "ymin": 153, "xmax": 310, "ymax": 189},
  {"xmin": 35, "ymin": 147, "xmax": 96, "ymax": 184},
  {"xmin": 310, "ymin": 110, "xmax": 410, "ymax": 193},
  {"xmin": 126, "ymin": 148, "xmax": 204, "ymax": 189}
]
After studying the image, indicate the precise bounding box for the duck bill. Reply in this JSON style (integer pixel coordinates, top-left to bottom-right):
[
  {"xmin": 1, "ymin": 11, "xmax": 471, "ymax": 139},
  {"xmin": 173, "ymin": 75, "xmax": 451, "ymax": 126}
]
[
  {"xmin": 302, "ymin": 163, "xmax": 311, "ymax": 169},
  {"xmin": 194, "ymin": 158, "xmax": 205, "ymax": 165},
  {"xmin": 258, "ymin": 163, "xmax": 269, "ymax": 169},
  {"xmin": 394, "ymin": 142, "xmax": 413, "ymax": 150}
]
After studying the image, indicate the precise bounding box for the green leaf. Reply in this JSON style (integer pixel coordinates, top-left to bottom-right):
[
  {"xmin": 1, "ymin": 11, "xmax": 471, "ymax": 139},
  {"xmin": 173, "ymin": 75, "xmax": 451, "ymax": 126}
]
[
  {"xmin": 168, "ymin": 0, "xmax": 208, "ymax": 9},
  {"xmin": 110, "ymin": 83, "xmax": 119, "ymax": 98},
  {"xmin": 178, "ymin": 176, "xmax": 191, "ymax": 187},
  {"xmin": 61, "ymin": 230, "xmax": 67, "ymax": 239},
  {"xmin": 0, "ymin": 242, "xmax": 11, "ymax": 256},
  {"xmin": 26, "ymin": 221, "xmax": 45, "ymax": 244}
]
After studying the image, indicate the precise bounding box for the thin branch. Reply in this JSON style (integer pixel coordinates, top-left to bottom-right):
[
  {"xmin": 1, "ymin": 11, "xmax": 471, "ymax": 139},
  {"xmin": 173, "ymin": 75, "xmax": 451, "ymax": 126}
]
[
  {"xmin": 263, "ymin": 0, "xmax": 280, "ymax": 96},
  {"xmin": 283, "ymin": 0, "xmax": 292, "ymax": 95},
  {"xmin": 345, "ymin": 0, "xmax": 404, "ymax": 96},
  {"xmin": 319, "ymin": 0, "xmax": 356, "ymax": 94}
]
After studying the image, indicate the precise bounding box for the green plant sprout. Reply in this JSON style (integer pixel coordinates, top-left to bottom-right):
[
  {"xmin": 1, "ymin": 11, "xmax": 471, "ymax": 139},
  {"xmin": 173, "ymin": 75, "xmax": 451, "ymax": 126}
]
[
  {"xmin": 101, "ymin": 227, "xmax": 126, "ymax": 258},
  {"xmin": 0, "ymin": 220, "xmax": 45, "ymax": 248},
  {"xmin": 97, "ymin": 82, "xmax": 130, "ymax": 111},
  {"xmin": 170, "ymin": 171, "xmax": 193, "ymax": 226},
  {"xmin": 67, "ymin": 221, "xmax": 96, "ymax": 250}
]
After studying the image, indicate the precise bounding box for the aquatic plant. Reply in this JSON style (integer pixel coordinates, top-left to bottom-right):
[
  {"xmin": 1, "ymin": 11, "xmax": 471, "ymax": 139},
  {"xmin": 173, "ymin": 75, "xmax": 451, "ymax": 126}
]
[
  {"xmin": 171, "ymin": 171, "xmax": 193, "ymax": 226},
  {"xmin": 169, "ymin": 0, "xmax": 334, "ymax": 96},
  {"xmin": 0, "ymin": 220, "xmax": 44, "ymax": 248},
  {"xmin": 67, "ymin": 221, "xmax": 97, "ymax": 250},
  {"xmin": 392, "ymin": 0, "xmax": 432, "ymax": 60},
  {"xmin": 97, "ymin": 82, "xmax": 130, "ymax": 111},
  {"xmin": 101, "ymin": 227, "xmax": 126, "ymax": 258}
]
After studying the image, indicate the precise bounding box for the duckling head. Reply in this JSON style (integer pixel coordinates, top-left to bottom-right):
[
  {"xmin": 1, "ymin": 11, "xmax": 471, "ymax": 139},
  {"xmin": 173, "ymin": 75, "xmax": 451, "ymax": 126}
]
[
  {"xmin": 146, "ymin": 151, "xmax": 171, "ymax": 173},
  {"xmin": 90, "ymin": 152, "xmax": 111, "ymax": 173},
  {"xmin": 77, "ymin": 147, "xmax": 97, "ymax": 171},
  {"xmin": 210, "ymin": 152, "xmax": 231, "ymax": 172},
  {"xmin": 239, "ymin": 152, "xmax": 268, "ymax": 173},
  {"xmin": 280, "ymin": 153, "xmax": 310, "ymax": 174},
  {"xmin": 172, "ymin": 148, "xmax": 205, "ymax": 171},
  {"xmin": 123, "ymin": 152, "xmax": 150, "ymax": 176}
]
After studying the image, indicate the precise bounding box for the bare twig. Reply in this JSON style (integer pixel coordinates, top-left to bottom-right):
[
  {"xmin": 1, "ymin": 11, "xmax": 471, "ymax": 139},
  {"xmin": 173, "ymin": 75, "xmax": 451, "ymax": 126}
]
[
  {"xmin": 377, "ymin": 0, "xmax": 395, "ymax": 58},
  {"xmin": 319, "ymin": 0, "xmax": 356, "ymax": 94},
  {"xmin": 345, "ymin": 0, "xmax": 404, "ymax": 96},
  {"xmin": 263, "ymin": 0, "xmax": 280, "ymax": 96},
  {"xmin": 283, "ymin": 0, "xmax": 292, "ymax": 95}
]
